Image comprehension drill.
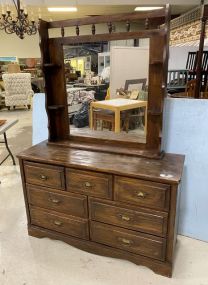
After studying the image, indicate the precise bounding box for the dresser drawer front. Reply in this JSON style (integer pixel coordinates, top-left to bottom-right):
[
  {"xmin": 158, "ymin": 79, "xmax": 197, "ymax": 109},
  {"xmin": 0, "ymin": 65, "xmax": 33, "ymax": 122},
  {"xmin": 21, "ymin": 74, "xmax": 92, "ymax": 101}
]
[
  {"xmin": 66, "ymin": 168, "xmax": 112, "ymax": 199},
  {"xmin": 27, "ymin": 185, "xmax": 88, "ymax": 218},
  {"xmin": 114, "ymin": 176, "xmax": 170, "ymax": 211},
  {"xmin": 30, "ymin": 207, "xmax": 89, "ymax": 240},
  {"xmin": 24, "ymin": 162, "xmax": 65, "ymax": 190},
  {"xmin": 91, "ymin": 222, "xmax": 166, "ymax": 261},
  {"xmin": 89, "ymin": 199, "xmax": 168, "ymax": 237}
]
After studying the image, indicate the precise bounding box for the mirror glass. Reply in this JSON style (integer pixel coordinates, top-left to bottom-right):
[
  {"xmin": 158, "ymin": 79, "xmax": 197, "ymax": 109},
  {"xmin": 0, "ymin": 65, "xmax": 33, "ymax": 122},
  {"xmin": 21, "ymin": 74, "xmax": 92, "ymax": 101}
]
[{"xmin": 63, "ymin": 39, "xmax": 149, "ymax": 144}]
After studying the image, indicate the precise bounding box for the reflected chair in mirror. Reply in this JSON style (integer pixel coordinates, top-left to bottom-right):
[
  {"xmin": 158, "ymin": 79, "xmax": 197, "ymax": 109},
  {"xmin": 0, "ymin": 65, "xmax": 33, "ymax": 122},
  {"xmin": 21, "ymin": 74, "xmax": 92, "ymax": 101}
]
[
  {"xmin": 2, "ymin": 73, "xmax": 33, "ymax": 110},
  {"xmin": 185, "ymin": 79, "xmax": 197, "ymax": 97}
]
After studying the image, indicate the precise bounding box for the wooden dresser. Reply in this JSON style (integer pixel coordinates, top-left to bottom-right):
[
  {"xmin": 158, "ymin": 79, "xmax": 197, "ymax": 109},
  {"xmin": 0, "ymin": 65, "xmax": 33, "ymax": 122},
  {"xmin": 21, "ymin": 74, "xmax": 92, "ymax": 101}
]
[{"xmin": 18, "ymin": 141, "xmax": 184, "ymax": 277}]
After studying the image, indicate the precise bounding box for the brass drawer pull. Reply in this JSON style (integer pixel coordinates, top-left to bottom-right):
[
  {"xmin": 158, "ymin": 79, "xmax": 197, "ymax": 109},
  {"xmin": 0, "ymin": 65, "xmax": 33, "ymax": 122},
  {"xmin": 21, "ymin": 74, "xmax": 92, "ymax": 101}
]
[
  {"xmin": 118, "ymin": 237, "xmax": 133, "ymax": 245},
  {"xmin": 40, "ymin": 175, "xmax": 48, "ymax": 181},
  {"xmin": 49, "ymin": 198, "xmax": 60, "ymax": 204},
  {"xmin": 54, "ymin": 220, "xmax": 62, "ymax": 226},
  {"xmin": 119, "ymin": 214, "xmax": 131, "ymax": 222},
  {"xmin": 84, "ymin": 182, "xmax": 92, "ymax": 188},
  {"xmin": 136, "ymin": 191, "xmax": 146, "ymax": 199}
]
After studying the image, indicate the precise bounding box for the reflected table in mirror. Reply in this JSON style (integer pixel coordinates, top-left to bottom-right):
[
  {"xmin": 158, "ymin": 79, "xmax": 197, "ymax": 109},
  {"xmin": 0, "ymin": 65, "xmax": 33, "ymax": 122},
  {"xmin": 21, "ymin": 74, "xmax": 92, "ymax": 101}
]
[{"xmin": 90, "ymin": 98, "xmax": 147, "ymax": 134}]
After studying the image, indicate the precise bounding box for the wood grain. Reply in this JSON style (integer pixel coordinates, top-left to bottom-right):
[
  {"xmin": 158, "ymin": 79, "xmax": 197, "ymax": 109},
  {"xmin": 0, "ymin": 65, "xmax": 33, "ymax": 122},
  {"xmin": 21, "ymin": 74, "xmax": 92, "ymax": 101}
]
[
  {"xmin": 90, "ymin": 221, "xmax": 166, "ymax": 261},
  {"xmin": 89, "ymin": 198, "xmax": 168, "ymax": 237},
  {"xmin": 27, "ymin": 184, "xmax": 88, "ymax": 218},
  {"xmin": 30, "ymin": 206, "xmax": 89, "ymax": 240}
]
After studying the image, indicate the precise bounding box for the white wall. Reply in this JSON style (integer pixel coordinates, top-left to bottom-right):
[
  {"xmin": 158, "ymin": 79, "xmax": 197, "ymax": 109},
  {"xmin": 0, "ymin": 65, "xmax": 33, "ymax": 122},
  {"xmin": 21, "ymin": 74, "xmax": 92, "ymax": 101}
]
[
  {"xmin": 110, "ymin": 46, "xmax": 149, "ymax": 97},
  {"xmin": 0, "ymin": 31, "xmax": 41, "ymax": 58}
]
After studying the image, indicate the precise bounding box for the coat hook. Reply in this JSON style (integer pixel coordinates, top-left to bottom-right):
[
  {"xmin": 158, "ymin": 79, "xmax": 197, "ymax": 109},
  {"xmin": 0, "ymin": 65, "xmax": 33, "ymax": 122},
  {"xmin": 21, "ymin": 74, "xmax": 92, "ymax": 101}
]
[
  {"xmin": 61, "ymin": 26, "xmax": 65, "ymax": 37},
  {"xmin": 92, "ymin": 24, "xmax": 96, "ymax": 35},
  {"xmin": 126, "ymin": 21, "xmax": 130, "ymax": 32},
  {"xmin": 76, "ymin": 25, "xmax": 79, "ymax": 36},
  {"xmin": 108, "ymin": 22, "xmax": 112, "ymax": 34},
  {"xmin": 145, "ymin": 18, "xmax": 149, "ymax": 30}
]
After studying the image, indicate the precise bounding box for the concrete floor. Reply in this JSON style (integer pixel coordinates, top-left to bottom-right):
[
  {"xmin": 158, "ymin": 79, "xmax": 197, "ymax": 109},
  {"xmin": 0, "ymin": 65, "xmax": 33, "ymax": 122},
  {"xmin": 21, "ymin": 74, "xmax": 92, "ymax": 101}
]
[{"xmin": 1, "ymin": 109, "xmax": 208, "ymax": 285}]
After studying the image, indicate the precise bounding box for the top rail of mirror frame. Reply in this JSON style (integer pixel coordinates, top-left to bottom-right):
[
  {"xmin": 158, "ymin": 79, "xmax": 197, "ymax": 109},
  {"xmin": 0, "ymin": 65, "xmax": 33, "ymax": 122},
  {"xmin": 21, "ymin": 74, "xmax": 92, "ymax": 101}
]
[{"xmin": 47, "ymin": 5, "xmax": 169, "ymax": 29}]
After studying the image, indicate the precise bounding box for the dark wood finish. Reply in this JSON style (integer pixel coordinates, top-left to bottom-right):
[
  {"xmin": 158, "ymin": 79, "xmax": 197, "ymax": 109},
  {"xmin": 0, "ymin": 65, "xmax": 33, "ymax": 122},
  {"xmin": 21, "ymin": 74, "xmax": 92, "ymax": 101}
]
[
  {"xmin": 38, "ymin": 6, "xmax": 170, "ymax": 156},
  {"xmin": 27, "ymin": 184, "xmax": 88, "ymax": 218},
  {"xmin": 29, "ymin": 225, "xmax": 172, "ymax": 277},
  {"xmin": 114, "ymin": 176, "xmax": 170, "ymax": 211},
  {"xmin": 18, "ymin": 6, "xmax": 185, "ymax": 278},
  {"xmin": 18, "ymin": 142, "xmax": 184, "ymax": 277},
  {"xmin": 90, "ymin": 221, "xmax": 166, "ymax": 261},
  {"xmin": 48, "ymin": 9, "xmax": 167, "ymax": 29},
  {"xmin": 89, "ymin": 198, "xmax": 168, "ymax": 237},
  {"xmin": 195, "ymin": 6, "xmax": 207, "ymax": 98},
  {"xmin": 24, "ymin": 161, "xmax": 65, "ymax": 190},
  {"xmin": 30, "ymin": 206, "xmax": 89, "ymax": 240},
  {"xmin": 18, "ymin": 142, "xmax": 184, "ymax": 185},
  {"xmin": 66, "ymin": 168, "xmax": 112, "ymax": 199}
]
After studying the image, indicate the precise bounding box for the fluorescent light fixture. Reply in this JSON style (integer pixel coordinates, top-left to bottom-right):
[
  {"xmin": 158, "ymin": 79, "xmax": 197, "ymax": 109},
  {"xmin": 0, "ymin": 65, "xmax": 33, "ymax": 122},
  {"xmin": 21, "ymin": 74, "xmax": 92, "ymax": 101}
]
[
  {"xmin": 48, "ymin": 7, "xmax": 78, "ymax": 12},
  {"xmin": 134, "ymin": 6, "xmax": 163, "ymax": 12}
]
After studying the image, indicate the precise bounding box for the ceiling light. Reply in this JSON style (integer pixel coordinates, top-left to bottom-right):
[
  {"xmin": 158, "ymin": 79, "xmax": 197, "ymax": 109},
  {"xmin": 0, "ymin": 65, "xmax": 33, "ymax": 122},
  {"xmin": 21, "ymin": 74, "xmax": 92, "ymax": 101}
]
[
  {"xmin": 48, "ymin": 7, "xmax": 78, "ymax": 12},
  {"xmin": 134, "ymin": 7, "xmax": 163, "ymax": 12}
]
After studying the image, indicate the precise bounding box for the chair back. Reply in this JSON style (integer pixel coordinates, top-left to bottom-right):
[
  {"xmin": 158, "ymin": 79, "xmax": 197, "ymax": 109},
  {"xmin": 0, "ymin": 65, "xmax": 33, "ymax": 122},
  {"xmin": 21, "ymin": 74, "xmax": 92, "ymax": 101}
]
[
  {"xmin": 2, "ymin": 73, "xmax": 32, "ymax": 95},
  {"xmin": 185, "ymin": 79, "xmax": 197, "ymax": 97}
]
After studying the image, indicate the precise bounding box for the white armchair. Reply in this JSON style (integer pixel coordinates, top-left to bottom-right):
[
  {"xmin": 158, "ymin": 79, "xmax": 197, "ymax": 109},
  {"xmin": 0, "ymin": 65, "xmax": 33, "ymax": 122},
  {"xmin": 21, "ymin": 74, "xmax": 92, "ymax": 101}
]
[{"xmin": 2, "ymin": 73, "xmax": 33, "ymax": 110}]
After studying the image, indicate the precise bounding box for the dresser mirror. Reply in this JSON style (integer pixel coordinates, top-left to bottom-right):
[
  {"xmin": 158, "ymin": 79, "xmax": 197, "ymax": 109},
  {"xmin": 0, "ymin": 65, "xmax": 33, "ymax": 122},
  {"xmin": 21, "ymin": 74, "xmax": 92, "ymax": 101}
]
[
  {"xmin": 39, "ymin": 5, "xmax": 170, "ymax": 157},
  {"xmin": 63, "ymin": 40, "xmax": 149, "ymax": 145}
]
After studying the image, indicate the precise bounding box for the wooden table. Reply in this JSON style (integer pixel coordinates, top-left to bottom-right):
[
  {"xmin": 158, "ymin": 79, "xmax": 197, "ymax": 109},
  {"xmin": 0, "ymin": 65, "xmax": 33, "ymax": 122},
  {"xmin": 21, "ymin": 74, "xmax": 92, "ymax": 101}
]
[
  {"xmin": 0, "ymin": 119, "xmax": 18, "ymax": 165},
  {"xmin": 90, "ymin": 98, "xmax": 147, "ymax": 134}
]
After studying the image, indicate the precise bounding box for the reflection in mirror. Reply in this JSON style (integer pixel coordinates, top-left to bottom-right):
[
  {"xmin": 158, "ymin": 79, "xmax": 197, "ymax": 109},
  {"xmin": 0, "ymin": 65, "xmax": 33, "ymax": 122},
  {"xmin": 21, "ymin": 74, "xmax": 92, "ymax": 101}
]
[{"xmin": 63, "ymin": 39, "xmax": 149, "ymax": 144}]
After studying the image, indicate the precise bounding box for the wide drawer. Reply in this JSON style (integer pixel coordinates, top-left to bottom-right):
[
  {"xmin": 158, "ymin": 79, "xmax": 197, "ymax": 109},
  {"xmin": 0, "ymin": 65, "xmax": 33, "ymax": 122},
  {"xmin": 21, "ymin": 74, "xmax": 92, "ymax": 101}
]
[
  {"xmin": 89, "ymin": 198, "xmax": 168, "ymax": 237},
  {"xmin": 114, "ymin": 176, "xmax": 170, "ymax": 211},
  {"xmin": 66, "ymin": 168, "xmax": 112, "ymax": 199},
  {"xmin": 30, "ymin": 207, "xmax": 89, "ymax": 240},
  {"xmin": 91, "ymin": 221, "xmax": 166, "ymax": 261},
  {"xmin": 27, "ymin": 184, "xmax": 88, "ymax": 218},
  {"xmin": 24, "ymin": 161, "xmax": 65, "ymax": 190}
]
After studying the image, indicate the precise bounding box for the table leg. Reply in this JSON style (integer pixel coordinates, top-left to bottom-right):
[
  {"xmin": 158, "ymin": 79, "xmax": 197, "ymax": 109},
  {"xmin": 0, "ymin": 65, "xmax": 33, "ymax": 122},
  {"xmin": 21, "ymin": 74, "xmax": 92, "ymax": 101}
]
[
  {"xmin": 90, "ymin": 105, "xmax": 93, "ymax": 129},
  {"xmin": 0, "ymin": 132, "xmax": 16, "ymax": 165},
  {"xmin": 114, "ymin": 109, "xmax": 121, "ymax": 133}
]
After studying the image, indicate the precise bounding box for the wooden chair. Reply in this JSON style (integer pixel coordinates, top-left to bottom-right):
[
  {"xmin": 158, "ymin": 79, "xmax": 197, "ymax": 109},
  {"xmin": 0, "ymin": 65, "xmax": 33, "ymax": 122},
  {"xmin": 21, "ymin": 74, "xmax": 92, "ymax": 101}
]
[
  {"xmin": 93, "ymin": 109, "xmax": 115, "ymax": 131},
  {"xmin": 185, "ymin": 79, "xmax": 197, "ymax": 97}
]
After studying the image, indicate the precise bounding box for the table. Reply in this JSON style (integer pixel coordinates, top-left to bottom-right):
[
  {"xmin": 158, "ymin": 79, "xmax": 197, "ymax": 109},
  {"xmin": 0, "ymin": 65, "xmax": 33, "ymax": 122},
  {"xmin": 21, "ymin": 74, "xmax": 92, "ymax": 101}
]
[
  {"xmin": 0, "ymin": 119, "xmax": 18, "ymax": 165},
  {"xmin": 90, "ymin": 98, "xmax": 147, "ymax": 134}
]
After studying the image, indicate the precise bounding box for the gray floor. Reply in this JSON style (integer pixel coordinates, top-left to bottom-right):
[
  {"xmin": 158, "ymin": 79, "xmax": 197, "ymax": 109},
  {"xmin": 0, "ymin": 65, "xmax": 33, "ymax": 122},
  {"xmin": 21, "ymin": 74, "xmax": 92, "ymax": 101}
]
[{"xmin": 0, "ymin": 109, "xmax": 208, "ymax": 285}]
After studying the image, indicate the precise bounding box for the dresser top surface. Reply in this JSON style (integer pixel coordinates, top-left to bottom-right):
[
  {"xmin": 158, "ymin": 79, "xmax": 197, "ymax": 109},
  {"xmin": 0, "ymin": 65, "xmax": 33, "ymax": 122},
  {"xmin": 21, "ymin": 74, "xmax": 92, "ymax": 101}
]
[{"xmin": 18, "ymin": 141, "xmax": 185, "ymax": 185}]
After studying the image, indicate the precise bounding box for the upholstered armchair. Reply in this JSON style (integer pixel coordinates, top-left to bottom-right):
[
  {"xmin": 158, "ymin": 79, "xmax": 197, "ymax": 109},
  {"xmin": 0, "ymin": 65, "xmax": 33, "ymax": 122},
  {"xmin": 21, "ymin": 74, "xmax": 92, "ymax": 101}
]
[{"xmin": 2, "ymin": 73, "xmax": 33, "ymax": 110}]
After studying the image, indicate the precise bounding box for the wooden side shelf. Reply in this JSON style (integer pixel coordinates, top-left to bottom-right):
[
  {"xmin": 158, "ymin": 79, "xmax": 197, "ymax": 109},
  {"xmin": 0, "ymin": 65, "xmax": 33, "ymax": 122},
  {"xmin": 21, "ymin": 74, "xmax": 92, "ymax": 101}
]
[
  {"xmin": 150, "ymin": 60, "xmax": 163, "ymax": 65},
  {"xmin": 48, "ymin": 105, "xmax": 65, "ymax": 110},
  {"xmin": 43, "ymin": 63, "xmax": 61, "ymax": 69}
]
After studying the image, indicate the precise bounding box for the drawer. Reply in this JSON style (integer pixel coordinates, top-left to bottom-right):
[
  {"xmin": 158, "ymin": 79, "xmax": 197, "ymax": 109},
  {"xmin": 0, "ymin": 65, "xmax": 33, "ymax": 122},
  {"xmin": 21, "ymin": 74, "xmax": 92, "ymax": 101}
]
[
  {"xmin": 66, "ymin": 168, "xmax": 112, "ymax": 199},
  {"xmin": 30, "ymin": 207, "xmax": 89, "ymax": 240},
  {"xmin": 24, "ymin": 162, "xmax": 65, "ymax": 190},
  {"xmin": 114, "ymin": 176, "xmax": 170, "ymax": 211},
  {"xmin": 91, "ymin": 221, "xmax": 166, "ymax": 261},
  {"xmin": 89, "ymin": 199, "xmax": 168, "ymax": 237},
  {"xmin": 27, "ymin": 184, "xmax": 88, "ymax": 218}
]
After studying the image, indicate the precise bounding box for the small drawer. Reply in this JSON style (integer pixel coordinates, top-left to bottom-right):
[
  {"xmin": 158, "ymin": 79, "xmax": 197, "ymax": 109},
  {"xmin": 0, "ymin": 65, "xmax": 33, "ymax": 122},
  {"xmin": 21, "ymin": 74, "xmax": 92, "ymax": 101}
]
[
  {"xmin": 91, "ymin": 221, "xmax": 166, "ymax": 261},
  {"xmin": 89, "ymin": 198, "xmax": 168, "ymax": 237},
  {"xmin": 114, "ymin": 176, "xmax": 170, "ymax": 211},
  {"xmin": 66, "ymin": 168, "xmax": 112, "ymax": 199},
  {"xmin": 30, "ymin": 207, "xmax": 89, "ymax": 240},
  {"xmin": 27, "ymin": 184, "xmax": 88, "ymax": 218},
  {"xmin": 24, "ymin": 161, "xmax": 65, "ymax": 190}
]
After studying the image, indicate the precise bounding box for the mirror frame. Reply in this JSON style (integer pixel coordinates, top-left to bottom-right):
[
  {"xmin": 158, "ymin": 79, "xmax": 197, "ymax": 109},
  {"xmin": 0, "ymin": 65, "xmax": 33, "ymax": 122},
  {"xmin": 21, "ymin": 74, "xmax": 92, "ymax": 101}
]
[{"xmin": 39, "ymin": 5, "xmax": 170, "ymax": 158}]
